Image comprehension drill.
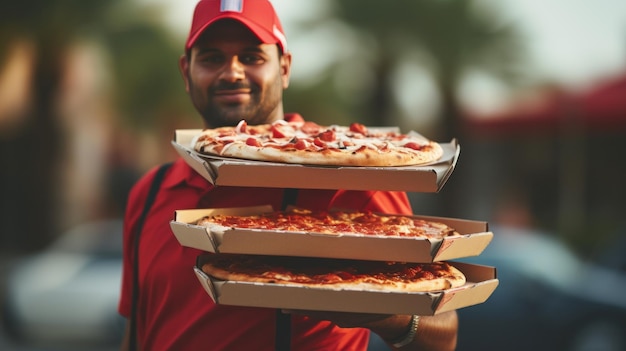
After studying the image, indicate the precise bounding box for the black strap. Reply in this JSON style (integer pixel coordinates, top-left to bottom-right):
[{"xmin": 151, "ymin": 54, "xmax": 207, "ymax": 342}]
[
  {"xmin": 129, "ymin": 163, "xmax": 172, "ymax": 351},
  {"xmin": 275, "ymin": 188, "xmax": 299, "ymax": 351},
  {"xmin": 281, "ymin": 188, "xmax": 299, "ymax": 212},
  {"xmin": 275, "ymin": 310, "xmax": 292, "ymax": 351}
]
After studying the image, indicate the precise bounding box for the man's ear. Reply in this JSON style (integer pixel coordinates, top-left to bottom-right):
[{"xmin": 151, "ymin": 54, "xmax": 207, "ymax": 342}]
[
  {"xmin": 280, "ymin": 52, "xmax": 292, "ymax": 89},
  {"xmin": 179, "ymin": 54, "xmax": 190, "ymax": 93}
]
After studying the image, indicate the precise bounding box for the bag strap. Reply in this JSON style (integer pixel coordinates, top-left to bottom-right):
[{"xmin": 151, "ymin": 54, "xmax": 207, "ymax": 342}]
[
  {"xmin": 129, "ymin": 162, "xmax": 172, "ymax": 351},
  {"xmin": 276, "ymin": 188, "xmax": 298, "ymax": 351},
  {"xmin": 275, "ymin": 310, "xmax": 292, "ymax": 351}
]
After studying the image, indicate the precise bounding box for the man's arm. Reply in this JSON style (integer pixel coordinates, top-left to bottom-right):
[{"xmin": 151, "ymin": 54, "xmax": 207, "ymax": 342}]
[
  {"xmin": 370, "ymin": 312, "xmax": 458, "ymax": 351},
  {"xmin": 283, "ymin": 310, "xmax": 458, "ymax": 351},
  {"xmin": 119, "ymin": 320, "xmax": 132, "ymax": 351}
]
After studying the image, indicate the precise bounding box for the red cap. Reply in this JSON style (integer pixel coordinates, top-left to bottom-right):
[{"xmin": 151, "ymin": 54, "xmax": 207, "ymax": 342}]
[{"xmin": 185, "ymin": 0, "xmax": 287, "ymax": 52}]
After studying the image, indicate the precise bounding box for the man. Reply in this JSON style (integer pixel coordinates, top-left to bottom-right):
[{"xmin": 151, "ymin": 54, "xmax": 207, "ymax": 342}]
[{"xmin": 118, "ymin": 0, "xmax": 458, "ymax": 350}]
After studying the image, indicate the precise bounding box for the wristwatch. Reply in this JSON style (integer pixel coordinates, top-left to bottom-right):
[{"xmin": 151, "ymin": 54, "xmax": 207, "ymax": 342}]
[{"xmin": 390, "ymin": 315, "xmax": 420, "ymax": 348}]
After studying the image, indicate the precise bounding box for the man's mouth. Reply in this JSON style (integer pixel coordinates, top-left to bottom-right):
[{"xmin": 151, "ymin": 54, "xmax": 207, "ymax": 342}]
[{"xmin": 213, "ymin": 89, "xmax": 252, "ymax": 104}]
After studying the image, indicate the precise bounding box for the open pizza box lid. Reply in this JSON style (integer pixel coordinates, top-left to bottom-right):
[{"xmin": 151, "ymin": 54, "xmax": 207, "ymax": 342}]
[
  {"xmin": 193, "ymin": 256, "xmax": 499, "ymax": 315},
  {"xmin": 170, "ymin": 206, "xmax": 493, "ymax": 263},
  {"xmin": 172, "ymin": 129, "xmax": 460, "ymax": 193}
]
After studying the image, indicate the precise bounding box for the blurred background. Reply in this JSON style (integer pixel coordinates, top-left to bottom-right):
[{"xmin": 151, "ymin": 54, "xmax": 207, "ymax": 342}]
[{"xmin": 0, "ymin": 0, "xmax": 625, "ymax": 350}]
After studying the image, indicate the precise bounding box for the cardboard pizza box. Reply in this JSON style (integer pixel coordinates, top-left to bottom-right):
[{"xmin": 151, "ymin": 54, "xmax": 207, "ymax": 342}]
[
  {"xmin": 172, "ymin": 129, "xmax": 460, "ymax": 193},
  {"xmin": 170, "ymin": 206, "xmax": 493, "ymax": 263},
  {"xmin": 193, "ymin": 257, "xmax": 499, "ymax": 316}
]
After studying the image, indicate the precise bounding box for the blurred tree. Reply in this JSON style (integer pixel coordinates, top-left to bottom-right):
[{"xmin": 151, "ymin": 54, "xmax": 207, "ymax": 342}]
[
  {"xmin": 0, "ymin": 0, "xmax": 121, "ymax": 252},
  {"xmin": 288, "ymin": 0, "xmax": 527, "ymax": 217},
  {"xmin": 0, "ymin": 0, "xmax": 191, "ymax": 252},
  {"xmin": 304, "ymin": 0, "xmax": 526, "ymax": 141},
  {"xmin": 100, "ymin": 7, "xmax": 195, "ymax": 130}
]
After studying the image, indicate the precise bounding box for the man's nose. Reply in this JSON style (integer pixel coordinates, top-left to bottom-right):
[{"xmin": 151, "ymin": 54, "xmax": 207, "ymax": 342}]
[{"xmin": 219, "ymin": 56, "xmax": 245, "ymax": 82}]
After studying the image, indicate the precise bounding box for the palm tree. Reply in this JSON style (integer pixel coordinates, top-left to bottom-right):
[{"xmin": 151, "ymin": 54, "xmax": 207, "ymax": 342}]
[
  {"xmin": 310, "ymin": 0, "xmax": 525, "ymax": 140},
  {"xmin": 290, "ymin": 0, "xmax": 526, "ymax": 216},
  {"xmin": 0, "ymin": 0, "xmax": 190, "ymax": 251},
  {"xmin": 0, "ymin": 0, "xmax": 120, "ymax": 251}
]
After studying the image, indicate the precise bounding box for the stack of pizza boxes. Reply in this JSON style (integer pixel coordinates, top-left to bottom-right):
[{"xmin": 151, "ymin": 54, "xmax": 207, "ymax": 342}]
[{"xmin": 170, "ymin": 128, "xmax": 498, "ymax": 316}]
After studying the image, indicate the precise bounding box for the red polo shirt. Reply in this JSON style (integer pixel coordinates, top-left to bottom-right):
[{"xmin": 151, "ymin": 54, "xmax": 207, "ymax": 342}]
[{"xmin": 118, "ymin": 115, "xmax": 412, "ymax": 351}]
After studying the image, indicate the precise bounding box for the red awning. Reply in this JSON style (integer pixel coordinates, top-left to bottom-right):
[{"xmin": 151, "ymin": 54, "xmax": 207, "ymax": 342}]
[{"xmin": 464, "ymin": 73, "xmax": 626, "ymax": 136}]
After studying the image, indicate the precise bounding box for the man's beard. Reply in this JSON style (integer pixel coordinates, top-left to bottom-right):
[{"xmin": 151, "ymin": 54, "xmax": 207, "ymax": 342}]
[
  {"xmin": 189, "ymin": 80, "xmax": 282, "ymax": 128},
  {"xmin": 203, "ymin": 98, "xmax": 260, "ymax": 128}
]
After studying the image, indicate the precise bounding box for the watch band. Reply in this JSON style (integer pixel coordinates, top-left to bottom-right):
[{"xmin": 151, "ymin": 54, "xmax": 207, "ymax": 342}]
[{"xmin": 391, "ymin": 315, "xmax": 420, "ymax": 348}]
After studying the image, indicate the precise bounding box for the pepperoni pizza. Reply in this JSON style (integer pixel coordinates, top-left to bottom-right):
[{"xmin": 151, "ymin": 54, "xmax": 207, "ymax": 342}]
[
  {"xmin": 201, "ymin": 254, "xmax": 466, "ymax": 292},
  {"xmin": 195, "ymin": 208, "xmax": 461, "ymax": 239},
  {"xmin": 193, "ymin": 120, "xmax": 443, "ymax": 167}
]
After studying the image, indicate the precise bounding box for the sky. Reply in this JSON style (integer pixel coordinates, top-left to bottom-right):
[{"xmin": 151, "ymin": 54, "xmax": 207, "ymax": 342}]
[
  {"xmin": 142, "ymin": 0, "xmax": 626, "ymax": 114},
  {"xmin": 505, "ymin": 0, "xmax": 626, "ymax": 87}
]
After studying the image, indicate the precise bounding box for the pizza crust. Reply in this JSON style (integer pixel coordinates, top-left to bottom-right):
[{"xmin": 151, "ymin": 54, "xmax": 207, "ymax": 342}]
[
  {"xmin": 213, "ymin": 142, "xmax": 443, "ymax": 167},
  {"xmin": 201, "ymin": 255, "xmax": 466, "ymax": 293}
]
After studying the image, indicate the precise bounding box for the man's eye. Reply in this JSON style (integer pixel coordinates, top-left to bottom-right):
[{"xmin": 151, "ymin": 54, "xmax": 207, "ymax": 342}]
[
  {"xmin": 199, "ymin": 55, "xmax": 224, "ymax": 64},
  {"xmin": 240, "ymin": 55, "xmax": 263, "ymax": 64}
]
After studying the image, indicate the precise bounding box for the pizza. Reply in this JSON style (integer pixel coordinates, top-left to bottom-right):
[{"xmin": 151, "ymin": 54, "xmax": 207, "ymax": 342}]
[
  {"xmin": 200, "ymin": 254, "xmax": 466, "ymax": 292},
  {"xmin": 195, "ymin": 208, "xmax": 461, "ymax": 239},
  {"xmin": 193, "ymin": 119, "xmax": 443, "ymax": 167}
]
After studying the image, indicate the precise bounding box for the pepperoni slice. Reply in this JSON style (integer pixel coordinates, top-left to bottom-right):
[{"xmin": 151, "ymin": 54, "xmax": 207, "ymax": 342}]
[
  {"xmin": 301, "ymin": 121, "xmax": 321, "ymax": 135},
  {"xmin": 318, "ymin": 129, "xmax": 336, "ymax": 142},
  {"xmin": 404, "ymin": 142, "xmax": 425, "ymax": 150},
  {"xmin": 246, "ymin": 137, "xmax": 262, "ymax": 147},
  {"xmin": 294, "ymin": 139, "xmax": 309, "ymax": 150},
  {"xmin": 271, "ymin": 125, "xmax": 286, "ymax": 138},
  {"xmin": 349, "ymin": 122, "xmax": 368, "ymax": 135},
  {"xmin": 313, "ymin": 138, "xmax": 326, "ymax": 148}
]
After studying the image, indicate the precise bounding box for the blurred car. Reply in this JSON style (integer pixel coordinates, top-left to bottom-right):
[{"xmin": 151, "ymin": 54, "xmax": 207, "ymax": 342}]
[
  {"xmin": 594, "ymin": 229, "xmax": 626, "ymax": 274},
  {"xmin": 2, "ymin": 219, "xmax": 125, "ymax": 348},
  {"xmin": 456, "ymin": 225, "xmax": 626, "ymax": 351}
]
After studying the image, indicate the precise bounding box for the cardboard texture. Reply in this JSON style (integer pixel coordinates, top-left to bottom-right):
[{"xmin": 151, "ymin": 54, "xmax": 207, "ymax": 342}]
[
  {"xmin": 170, "ymin": 206, "xmax": 493, "ymax": 263},
  {"xmin": 172, "ymin": 129, "xmax": 460, "ymax": 192},
  {"xmin": 193, "ymin": 257, "xmax": 498, "ymax": 315}
]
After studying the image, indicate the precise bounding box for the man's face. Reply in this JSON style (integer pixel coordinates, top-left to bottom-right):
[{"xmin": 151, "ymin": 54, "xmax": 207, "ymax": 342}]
[{"xmin": 180, "ymin": 19, "xmax": 291, "ymax": 128}]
